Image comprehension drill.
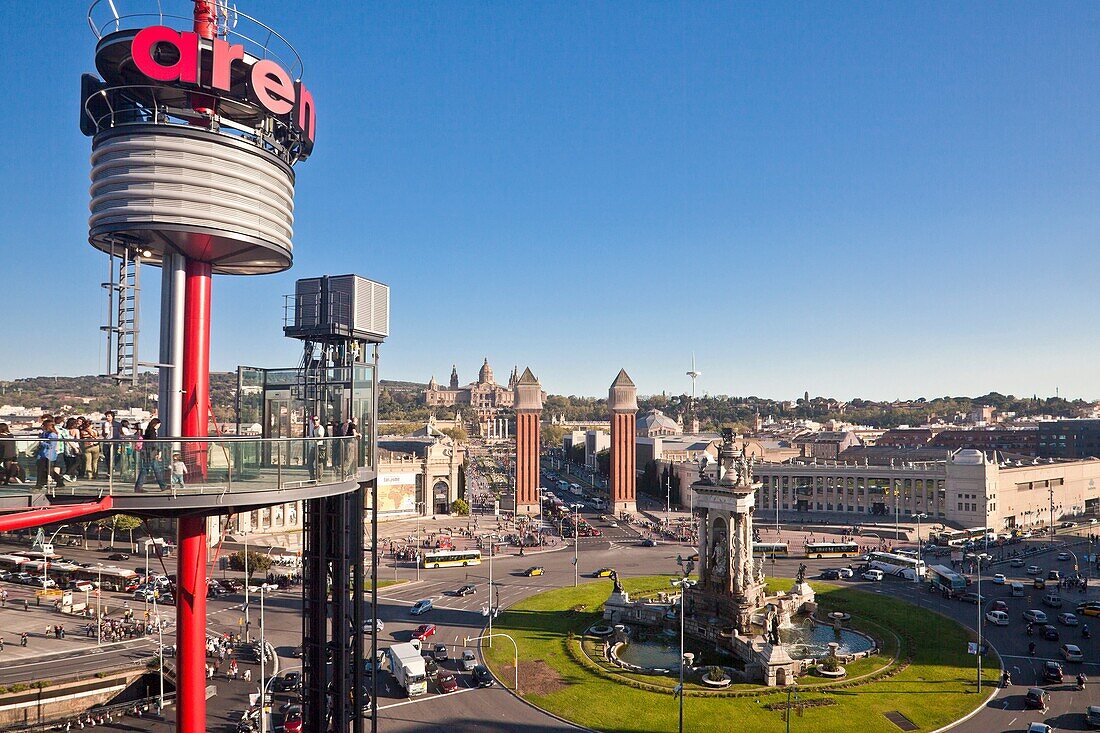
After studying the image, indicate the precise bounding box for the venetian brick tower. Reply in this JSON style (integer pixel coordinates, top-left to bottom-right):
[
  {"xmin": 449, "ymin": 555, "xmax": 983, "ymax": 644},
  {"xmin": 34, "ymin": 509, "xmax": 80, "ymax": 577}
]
[
  {"xmin": 513, "ymin": 367, "xmax": 543, "ymax": 515},
  {"xmin": 608, "ymin": 369, "xmax": 638, "ymax": 515}
]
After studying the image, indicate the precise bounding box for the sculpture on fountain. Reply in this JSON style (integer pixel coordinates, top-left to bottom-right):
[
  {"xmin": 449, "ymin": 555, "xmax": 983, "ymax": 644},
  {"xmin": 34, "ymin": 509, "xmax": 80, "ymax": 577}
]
[{"xmin": 684, "ymin": 428, "xmax": 816, "ymax": 686}]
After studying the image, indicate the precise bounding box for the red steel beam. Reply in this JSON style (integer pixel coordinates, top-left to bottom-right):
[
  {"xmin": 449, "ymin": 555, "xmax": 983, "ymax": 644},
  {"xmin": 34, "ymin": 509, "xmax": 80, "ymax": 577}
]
[{"xmin": 0, "ymin": 497, "xmax": 113, "ymax": 533}]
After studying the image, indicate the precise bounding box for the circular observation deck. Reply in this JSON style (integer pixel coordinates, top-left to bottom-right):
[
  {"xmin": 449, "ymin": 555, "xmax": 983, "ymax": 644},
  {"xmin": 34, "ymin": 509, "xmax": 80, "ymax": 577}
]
[
  {"xmin": 83, "ymin": 1, "xmax": 312, "ymax": 274},
  {"xmin": 0, "ymin": 437, "xmax": 369, "ymax": 520}
]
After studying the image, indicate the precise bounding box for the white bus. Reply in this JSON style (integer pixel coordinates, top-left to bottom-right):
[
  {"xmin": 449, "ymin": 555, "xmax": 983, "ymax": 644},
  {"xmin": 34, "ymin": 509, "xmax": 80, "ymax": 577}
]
[
  {"xmin": 867, "ymin": 551, "xmax": 925, "ymax": 580},
  {"xmin": 420, "ymin": 549, "xmax": 482, "ymax": 569},
  {"xmin": 805, "ymin": 541, "xmax": 860, "ymax": 559}
]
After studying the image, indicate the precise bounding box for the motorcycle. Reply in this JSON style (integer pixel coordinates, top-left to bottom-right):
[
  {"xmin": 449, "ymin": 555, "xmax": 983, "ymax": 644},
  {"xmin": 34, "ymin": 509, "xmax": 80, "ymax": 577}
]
[
  {"xmin": 1076, "ymin": 673, "xmax": 1087, "ymax": 691},
  {"xmin": 1083, "ymin": 626, "xmax": 1091, "ymax": 639},
  {"xmin": 1028, "ymin": 642, "xmax": 1036, "ymax": 656},
  {"xmin": 1001, "ymin": 670, "xmax": 1012, "ymax": 688}
]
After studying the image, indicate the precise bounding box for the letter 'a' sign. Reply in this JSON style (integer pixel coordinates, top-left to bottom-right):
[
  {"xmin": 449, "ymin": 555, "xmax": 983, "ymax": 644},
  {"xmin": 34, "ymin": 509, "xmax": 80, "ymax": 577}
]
[{"xmin": 131, "ymin": 25, "xmax": 315, "ymax": 151}]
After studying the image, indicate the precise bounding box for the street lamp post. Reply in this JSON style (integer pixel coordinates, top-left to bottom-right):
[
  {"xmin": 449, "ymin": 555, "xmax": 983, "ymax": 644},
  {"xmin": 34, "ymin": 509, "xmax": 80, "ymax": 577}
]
[
  {"xmin": 671, "ymin": 576, "xmax": 696, "ymax": 733},
  {"xmin": 259, "ymin": 585, "xmax": 267, "ymax": 733},
  {"xmin": 914, "ymin": 514, "xmax": 927, "ymax": 583},
  {"xmin": 96, "ymin": 563, "xmax": 103, "ymax": 647},
  {"xmin": 571, "ymin": 503, "xmax": 583, "ymax": 587},
  {"xmin": 976, "ymin": 562, "xmax": 982, "ymax": 692},
  {"xmin": 464, "ymin": 633, "xmax": 518, "ymax": 691},
  {"xmin": 1049, "ymin": 487, "xmax": 1056, "ymax": 547},
  {"xmin": 152, "ymin": 594, "xmax": 164, "ymax": 709}
]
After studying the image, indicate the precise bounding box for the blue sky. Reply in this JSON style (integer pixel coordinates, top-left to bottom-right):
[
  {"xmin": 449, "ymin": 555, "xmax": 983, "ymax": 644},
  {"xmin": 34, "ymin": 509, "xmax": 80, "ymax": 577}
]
[{"xmin": 2, "ymin": 1, "xmax": 1099, "ymax": 400}]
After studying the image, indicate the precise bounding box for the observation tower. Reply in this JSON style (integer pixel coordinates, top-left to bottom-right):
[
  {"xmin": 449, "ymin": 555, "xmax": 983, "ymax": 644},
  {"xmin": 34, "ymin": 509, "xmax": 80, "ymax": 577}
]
[{"xmin": 49, "ymin": 2, "xmax": 366, "ymax": 731}]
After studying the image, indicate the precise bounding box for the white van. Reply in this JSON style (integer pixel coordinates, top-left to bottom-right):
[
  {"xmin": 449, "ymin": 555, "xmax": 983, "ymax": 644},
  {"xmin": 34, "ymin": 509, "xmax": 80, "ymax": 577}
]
[
  {"xmin": 1010, "ymin": 582, "xmax": 1026, "ymax": 597},
  {"xmin": 985, "ymin": 610, "xmax": 1009, "ymax": 626},
  {"xmin": 862, "ymin": 569, "xmax": 884, "ymax": 582}
]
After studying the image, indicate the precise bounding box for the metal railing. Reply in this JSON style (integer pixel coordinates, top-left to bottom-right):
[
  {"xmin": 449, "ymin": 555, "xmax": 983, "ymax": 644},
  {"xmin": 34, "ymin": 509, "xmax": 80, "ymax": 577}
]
[
  {"xmin": 84, "ymin": 83, "xmax": 305, "ymax": 164},
  {"xmin": 5, "ymin": 436, "xmax": 360, "ymax": 499},
  {"xmin": 87, "ymin": 0, "xmax": 303, "ymax": 81}
]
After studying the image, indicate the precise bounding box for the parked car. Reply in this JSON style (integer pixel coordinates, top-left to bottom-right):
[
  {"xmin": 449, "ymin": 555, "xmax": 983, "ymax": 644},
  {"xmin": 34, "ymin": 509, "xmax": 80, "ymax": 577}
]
[
  {"xmin": 1042, "ymin": 594, "xmax": 1064, "ymax": 608},
  {"xmin": 1085, "ymin": 705, "xmax": 1100, "ymax": 728},
  {"xmin": 461, "ymin": 649, "xmax": 477, "ymax": 671},
  {"xmin": 1041, "ymin": 625, "xmax": 1059, "ymax": 641},
  {"xmin": 422, "ymin": 656, "xmax": 439, "ymax": 677},
  {"xmin": 985, "ymin": 610, "xmax": 1009, "ymax": 626},
  {"xmin": 473, "ymin": 664, "xmax": 495, "ymax": 687},
  {"xmin": 1028, "ymin": 724, "xmax": 1052, "ymax": 733},
  {"xmin": 410, "ymin": 599, "xmax": 433, "ymax": 615},
  {"xmin": 861, "ymin": 570, "xmax": 884, "ymax": 582},
  {"xmin": 1043, "ymin": 660, "xmax": 1063, "ymax": 683},
  {"xmin": 1061, "ymin": 643, "xmax": 1084, "ymax": 662},
  {"xmin": 455, "ymin": 584, "xmax": 476, "ymax": 597},
  {"xmin": 437, "ymin": 670, "xmax": 459, "ymax": 693},
  {"xmin": 524, "ymin": 567, "xmax": 545, "ymax": 577},
  {"xmin": 1057, "ymin": 613, "xmax": 1079, "ymax": 626},
  {"xmin": 273, "ymin": 671, "xmax": 302, "ymax": 692},
  {"xmin": 1076, "ymin": 601, "xmax": 1100, "ymax": 617},
  {"xmin": 1024, "ymin": 687, "xmax": 1049, "ymax": 710},
  {"xmin": 412, "ymin": 624, "xmax": 437, "ymax": 641},
  {"xmin": 363, "ymin": 618, "xmax": 384, "ymax": 633},
  {"xmin": 433, "ymin": 643, "xmax": 449, "ymax": 661},
  {"xmin": 282, "ymin": 704, "xmax": 303, "ymax": 733},
  {"xmin": 837, "ymin": 568, "xmax": 854, "ymax": 579},
  {"xmin": 1023, "ymin": 609, "xmax": 1049, "ymax": 624},
  {"xmin": 820, "ymin": 569, "xmax": 841, "ymax": 580}
]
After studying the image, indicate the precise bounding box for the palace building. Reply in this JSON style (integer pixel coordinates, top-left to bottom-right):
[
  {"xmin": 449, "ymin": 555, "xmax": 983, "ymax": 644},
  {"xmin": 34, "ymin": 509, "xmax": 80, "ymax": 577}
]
[{"xmin": 423, "ymin": 358, "xmax": 519, "ymax": 417}]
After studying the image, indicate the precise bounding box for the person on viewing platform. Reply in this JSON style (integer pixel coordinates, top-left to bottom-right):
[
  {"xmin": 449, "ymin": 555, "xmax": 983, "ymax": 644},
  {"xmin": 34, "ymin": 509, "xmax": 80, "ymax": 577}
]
[
  {"xmin": 171, "ymin": 453, "xmax": 187, "ymax": 489},
  {"xmin": 79, "ymin": 418, "xmax": 101, "ymax": 480},
  {"xmin": 34, "ymin": 419, "xmax": 64, "ymax": 489},
  {"xmin": 0, "ymin": 423, "xmax": 22, "ymax": 484},
  {"xmin": 307, "ymin": 415, "xmax": 326, "ymax": 480},
  {"xmin": 61, "ymin": 418, "xmax": 81, "ymax": 483},
  {"xmin": 134, "ymin": 419, "xmax": 166, "ymax": 492},
  {"xmin": 101, "ymin": 410, "xmax": 121, "ymax": 475}
]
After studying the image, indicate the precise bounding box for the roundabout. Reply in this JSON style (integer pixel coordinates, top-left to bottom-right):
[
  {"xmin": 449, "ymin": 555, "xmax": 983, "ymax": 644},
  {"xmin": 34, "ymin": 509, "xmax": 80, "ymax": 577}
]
[{"xmin": 481, "ymin": 576, "xmax": 999, "ymax": 733}]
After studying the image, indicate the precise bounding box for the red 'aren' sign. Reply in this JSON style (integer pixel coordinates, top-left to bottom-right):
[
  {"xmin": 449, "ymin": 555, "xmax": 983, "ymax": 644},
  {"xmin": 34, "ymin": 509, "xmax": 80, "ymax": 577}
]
[{"xmin": 131, "ymin": 25, "xmax": 316, "ymax": 147}]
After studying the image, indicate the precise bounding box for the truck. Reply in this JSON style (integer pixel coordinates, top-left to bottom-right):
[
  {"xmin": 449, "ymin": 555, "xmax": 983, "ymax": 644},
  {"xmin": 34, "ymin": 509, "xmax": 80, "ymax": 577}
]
[{"xmin": 387, "ymin": 642, "xmax": 428, "ymax": 697}]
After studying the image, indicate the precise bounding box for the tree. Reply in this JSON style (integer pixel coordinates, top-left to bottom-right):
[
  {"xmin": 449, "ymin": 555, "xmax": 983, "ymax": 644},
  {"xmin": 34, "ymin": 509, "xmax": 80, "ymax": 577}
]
[
  {"xmin": 233, "ymin": 550, "xmax": 274, "ymax": 581},
  {"xmin": 450, "ymin": 498, "xmax": 470, "ymax": 516},
  {"xmin": 98, "ymin": 514, "xmax": 142, "ymax": 549},
  {"xmin": 595, "ymin": 448, "xmax": 611, "ymax": 478},
  {"xmin": 541, "ymin": 424, "xmax": 566, "ymax": 448},
  {"xmin": 442, "ymin": 426, "xmax": 468, "ymax": 443}
]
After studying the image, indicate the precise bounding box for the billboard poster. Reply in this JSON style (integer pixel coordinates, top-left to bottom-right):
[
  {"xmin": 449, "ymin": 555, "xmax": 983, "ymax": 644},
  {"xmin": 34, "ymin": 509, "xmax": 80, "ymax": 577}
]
[{"xmin": 376, "ymin": 473, "xmax": 417, "ymax": 513}]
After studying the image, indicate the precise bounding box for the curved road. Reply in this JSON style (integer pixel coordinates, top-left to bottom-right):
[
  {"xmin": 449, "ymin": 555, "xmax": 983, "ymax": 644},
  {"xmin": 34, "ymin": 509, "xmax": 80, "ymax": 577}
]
[{"xmin": 375, "ymin": 514, "xmax": 1097, "ymax": 733}]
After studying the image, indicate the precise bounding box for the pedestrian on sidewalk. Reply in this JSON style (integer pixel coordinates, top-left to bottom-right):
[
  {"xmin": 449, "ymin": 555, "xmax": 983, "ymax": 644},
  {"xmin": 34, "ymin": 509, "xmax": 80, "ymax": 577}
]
[
  {"xmin": 19, "ymin": 633, "xmax": 27, "ymax": 647},
  {"xmin": 243, "ymin": 668, "xmax": 252, "ymax": 682}
]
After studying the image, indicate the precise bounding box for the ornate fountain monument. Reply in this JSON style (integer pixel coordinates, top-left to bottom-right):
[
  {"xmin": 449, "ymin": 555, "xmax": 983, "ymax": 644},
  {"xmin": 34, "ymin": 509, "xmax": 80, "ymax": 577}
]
[
  {"xmin": 599, "ymin": 431, "xmax": 876, "ymax": 686},
  {"xmin": 684, "ymin": 429, "xmax": 816, "ymax": 685}
]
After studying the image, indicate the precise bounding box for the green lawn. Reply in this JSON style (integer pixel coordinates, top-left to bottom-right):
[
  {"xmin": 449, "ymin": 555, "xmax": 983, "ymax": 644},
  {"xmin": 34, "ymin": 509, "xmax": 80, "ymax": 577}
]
[{"xmin": 482, "ymin": 577, "xmax": 998, "ymax": 733}]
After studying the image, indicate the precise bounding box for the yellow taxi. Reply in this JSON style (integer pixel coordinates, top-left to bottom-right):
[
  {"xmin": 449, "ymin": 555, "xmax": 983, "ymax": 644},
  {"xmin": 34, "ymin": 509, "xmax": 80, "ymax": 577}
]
[
  {"xmin": 524, "ymin": 566, "xmax": 545, "ymax": 577},
  {"xmin": 593, "ymin": 568, "xmax": 615, "ymax": 578}
]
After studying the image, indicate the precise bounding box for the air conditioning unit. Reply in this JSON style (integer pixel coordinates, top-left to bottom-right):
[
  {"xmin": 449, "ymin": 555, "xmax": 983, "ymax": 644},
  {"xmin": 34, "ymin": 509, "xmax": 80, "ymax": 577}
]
[{"xmin": 286, "ymin": 274, "xmax": 389, "ymax": 343}]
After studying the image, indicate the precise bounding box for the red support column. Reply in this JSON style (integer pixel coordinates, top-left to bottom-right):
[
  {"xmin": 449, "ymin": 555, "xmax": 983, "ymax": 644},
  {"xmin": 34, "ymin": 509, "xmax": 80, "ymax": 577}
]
[{"xmin": 176, "ymin": 515, "xmax": 208, "ymax": 733}]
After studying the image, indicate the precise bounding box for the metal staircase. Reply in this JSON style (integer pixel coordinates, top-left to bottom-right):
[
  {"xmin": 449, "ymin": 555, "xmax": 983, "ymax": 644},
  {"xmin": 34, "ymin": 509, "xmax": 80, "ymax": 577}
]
[{"xmin": 101, "ymin": 242, "xmax": 141, "ymax": 386}]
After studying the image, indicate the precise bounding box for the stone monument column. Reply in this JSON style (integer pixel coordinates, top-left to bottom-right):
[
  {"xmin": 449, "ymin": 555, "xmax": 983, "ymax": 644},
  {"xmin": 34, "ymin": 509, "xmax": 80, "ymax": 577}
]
[
  {"xmin": 608, "ymin": 369, "xmax": 638, "ymax": 516},
  {"xmin": 513, "ymin": 367, "xmax": 543, "ymax": 516}
]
